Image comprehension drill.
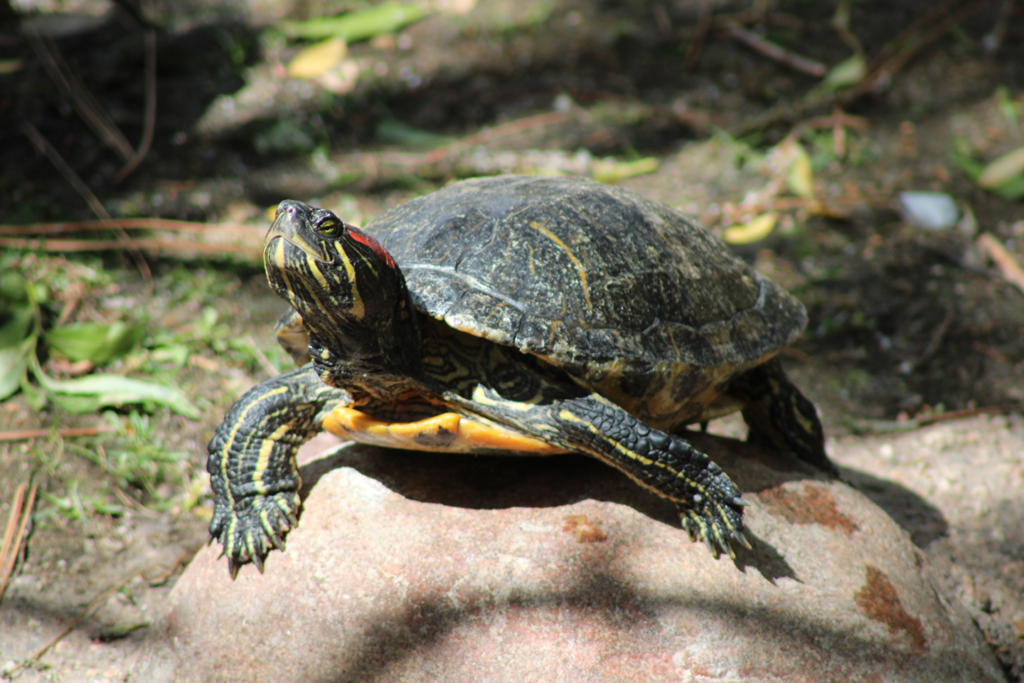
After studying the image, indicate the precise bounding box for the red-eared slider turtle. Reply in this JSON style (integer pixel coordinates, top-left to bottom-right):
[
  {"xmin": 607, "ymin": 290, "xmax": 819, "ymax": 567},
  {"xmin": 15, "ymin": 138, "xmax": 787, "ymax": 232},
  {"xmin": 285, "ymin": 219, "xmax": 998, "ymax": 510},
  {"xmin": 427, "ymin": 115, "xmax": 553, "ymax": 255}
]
[{"xmin": 208, "ymin": 175, "xmax": 832, "ymax": 577}]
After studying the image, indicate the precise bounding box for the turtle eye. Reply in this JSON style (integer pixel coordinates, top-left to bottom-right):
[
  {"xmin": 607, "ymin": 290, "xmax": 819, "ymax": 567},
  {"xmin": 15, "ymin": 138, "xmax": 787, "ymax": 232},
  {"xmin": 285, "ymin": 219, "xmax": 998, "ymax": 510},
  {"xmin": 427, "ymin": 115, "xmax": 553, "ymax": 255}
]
[{"xmin": 316, "ymin": 217, "xmax": 344, "ymax": 236}]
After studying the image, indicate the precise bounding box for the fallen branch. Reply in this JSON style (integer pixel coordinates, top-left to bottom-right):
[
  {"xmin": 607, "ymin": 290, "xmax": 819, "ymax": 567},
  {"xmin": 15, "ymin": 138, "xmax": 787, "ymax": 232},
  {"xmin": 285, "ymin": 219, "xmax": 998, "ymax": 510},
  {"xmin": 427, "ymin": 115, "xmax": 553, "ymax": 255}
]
[
  {"xmin": 0, "ymin": 218, "xmax": 255, "ymax": 236},
  {"xmin": 0, "ymin": 236, "xmax": 261, "ymax": 259},
  {"xmin": 0, "ymin": 427, "xmax": 114, "ymax": 442}
]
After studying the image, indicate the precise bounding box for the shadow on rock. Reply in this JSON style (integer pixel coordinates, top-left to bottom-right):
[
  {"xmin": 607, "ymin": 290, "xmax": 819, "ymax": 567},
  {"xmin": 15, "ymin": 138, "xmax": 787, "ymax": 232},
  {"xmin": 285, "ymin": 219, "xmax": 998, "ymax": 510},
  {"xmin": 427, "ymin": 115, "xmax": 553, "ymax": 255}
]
[
  {"xmin": 840, "ymin": 468, "xmax": 949, "ymax": 548},
  {"xmin": 318, "ymin": 545, "xmax": 979, "ymax": 683},
  {"xmin": 299, "ymin": 432, "xmax": 821, "ymax": 584}
]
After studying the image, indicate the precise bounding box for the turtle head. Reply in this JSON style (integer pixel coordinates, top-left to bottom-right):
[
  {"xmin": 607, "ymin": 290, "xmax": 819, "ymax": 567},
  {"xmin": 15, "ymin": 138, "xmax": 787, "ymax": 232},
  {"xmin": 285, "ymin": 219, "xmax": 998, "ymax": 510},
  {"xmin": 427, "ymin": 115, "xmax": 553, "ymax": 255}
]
[{"xmin": 264, "ymin": 200, "xmax": 419, "ymax": 385}]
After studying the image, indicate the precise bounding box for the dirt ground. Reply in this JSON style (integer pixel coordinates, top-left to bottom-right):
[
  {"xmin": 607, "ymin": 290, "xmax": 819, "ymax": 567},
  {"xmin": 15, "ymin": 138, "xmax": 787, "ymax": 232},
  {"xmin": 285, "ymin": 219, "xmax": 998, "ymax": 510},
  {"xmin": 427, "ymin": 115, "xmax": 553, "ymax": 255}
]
[{"xmin": 1, "ymin": 0, "xmax": 1023, "ymax": 680}]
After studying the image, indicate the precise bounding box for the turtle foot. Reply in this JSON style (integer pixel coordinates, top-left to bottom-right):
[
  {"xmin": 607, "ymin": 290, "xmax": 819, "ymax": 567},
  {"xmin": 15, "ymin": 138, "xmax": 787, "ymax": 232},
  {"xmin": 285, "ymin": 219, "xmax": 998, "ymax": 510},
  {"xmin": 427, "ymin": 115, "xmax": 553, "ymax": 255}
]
[
  {"xmin": 208, "ymin": 491, "xmax": 299, "ymax": 578},
  {"xmin": 679, "ymin": 493, "xmax": 751, "ymax": 559}
]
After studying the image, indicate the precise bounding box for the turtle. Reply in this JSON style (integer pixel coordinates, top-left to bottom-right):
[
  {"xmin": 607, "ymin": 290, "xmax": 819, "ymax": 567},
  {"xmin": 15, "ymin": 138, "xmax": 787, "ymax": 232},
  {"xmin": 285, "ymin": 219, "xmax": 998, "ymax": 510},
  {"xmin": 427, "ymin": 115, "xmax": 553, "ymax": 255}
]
[{"xmin": 207, "ymin": 175, "xmax": 833, "ymax": 577}]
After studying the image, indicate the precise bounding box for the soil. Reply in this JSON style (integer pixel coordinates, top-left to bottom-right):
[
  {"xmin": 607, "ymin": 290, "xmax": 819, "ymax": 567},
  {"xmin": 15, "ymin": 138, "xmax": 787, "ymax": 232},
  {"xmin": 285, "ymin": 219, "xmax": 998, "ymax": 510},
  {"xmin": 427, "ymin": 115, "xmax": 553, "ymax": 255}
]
[{"xmin": 1, "ymin": 0, "xmax": 1023, "ymax": 680}]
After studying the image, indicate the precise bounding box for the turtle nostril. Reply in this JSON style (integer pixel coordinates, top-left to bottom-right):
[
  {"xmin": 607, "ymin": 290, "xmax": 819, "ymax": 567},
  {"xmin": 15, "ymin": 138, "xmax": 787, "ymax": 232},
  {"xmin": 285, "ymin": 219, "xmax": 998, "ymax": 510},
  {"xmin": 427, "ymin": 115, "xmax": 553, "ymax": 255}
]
[{"xmin": 277, "ymin": 200, "xmax": 302, "ymax": 218}]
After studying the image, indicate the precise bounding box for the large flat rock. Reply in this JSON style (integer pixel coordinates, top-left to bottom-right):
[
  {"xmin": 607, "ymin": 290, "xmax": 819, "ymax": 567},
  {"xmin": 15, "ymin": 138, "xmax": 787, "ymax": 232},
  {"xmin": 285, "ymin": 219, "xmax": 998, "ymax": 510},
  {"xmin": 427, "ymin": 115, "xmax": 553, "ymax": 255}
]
[{"xmin": 134, "ymin": 434, "xmax": 1004, "ymax": 682}]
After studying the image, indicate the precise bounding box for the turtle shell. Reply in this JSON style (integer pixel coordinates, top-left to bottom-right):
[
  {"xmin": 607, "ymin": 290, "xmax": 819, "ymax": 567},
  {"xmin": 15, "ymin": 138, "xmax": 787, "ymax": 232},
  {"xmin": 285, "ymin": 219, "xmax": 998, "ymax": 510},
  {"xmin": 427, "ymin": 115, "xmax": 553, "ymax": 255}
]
[{"xmin": 366, "ymin": 175, "xmax": 806, "ymax": 428}]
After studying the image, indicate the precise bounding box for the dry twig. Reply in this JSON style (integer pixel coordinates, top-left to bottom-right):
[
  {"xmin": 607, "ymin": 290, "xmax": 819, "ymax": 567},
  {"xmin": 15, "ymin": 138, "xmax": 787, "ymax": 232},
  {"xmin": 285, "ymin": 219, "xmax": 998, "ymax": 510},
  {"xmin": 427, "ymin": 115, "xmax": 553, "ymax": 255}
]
[
  {"xmin": 0, "ymin": 217, "xmax": 250, "ymax": 236},
  {"xmin": 20, "ymin": 123, "xmax": 154, "ymax": 285},
  {"xmin": 725, "ymin": 23, "xmax": 826, "ymax": 77},
  {"xmin": 0, "ymin": 483, "xmax": 38, "ymax": 610},
  {"xmin": 24, "ymin": 30, "xmax": 134, "ymax": 161},
  {"xmin": 0, "ymin": 427, "xmax": 114, "ymax": 442},
  {"xmin": 116, "ymin": 28, "xmax": 158, "ymax": 183},
  {"xmin": 0, "ymin": 236, "xmax": 262, "ymax": 259},
  {"xmin": 978, "ymin": 233, "xmax": 1024, "ymax": 295},
  {"xmin": 0, "ymin": 215, "xmax": 260, "ymax": 259},
  {"xmin": 682, "ymin": 0, "xmax": 714, "ymax": 67}
]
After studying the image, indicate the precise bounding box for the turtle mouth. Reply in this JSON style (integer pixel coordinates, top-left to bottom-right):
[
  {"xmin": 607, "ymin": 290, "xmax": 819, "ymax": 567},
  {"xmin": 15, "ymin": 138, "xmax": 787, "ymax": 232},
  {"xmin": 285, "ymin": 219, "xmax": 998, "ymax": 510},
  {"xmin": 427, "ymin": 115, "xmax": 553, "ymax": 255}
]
[
  {"xmin": 263, "ymin": 232, "xmax": 329, "ymax": 280},
  {"xmin": 265, "ymin": 213, "xmax": 330, "ymax": 265},
  {"xmin": 263, "ymin": 209, "xmax": 336, "ymax": 316}
]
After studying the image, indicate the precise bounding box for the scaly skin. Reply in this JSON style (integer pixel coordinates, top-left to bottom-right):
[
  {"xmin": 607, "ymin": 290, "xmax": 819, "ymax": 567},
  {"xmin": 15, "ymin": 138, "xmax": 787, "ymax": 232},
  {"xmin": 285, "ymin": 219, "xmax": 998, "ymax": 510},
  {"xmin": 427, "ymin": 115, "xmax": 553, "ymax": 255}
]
[
  {"xmin": 207, "ymin": 365, "xmax": 347, "ymax": 578},
  {"xmin": 728, "ymin": 356, "xmax": 835, "ymax": 476},
  {"xmin": 547, "ymin": 395, "xmax": 749, "ymax": 553}
]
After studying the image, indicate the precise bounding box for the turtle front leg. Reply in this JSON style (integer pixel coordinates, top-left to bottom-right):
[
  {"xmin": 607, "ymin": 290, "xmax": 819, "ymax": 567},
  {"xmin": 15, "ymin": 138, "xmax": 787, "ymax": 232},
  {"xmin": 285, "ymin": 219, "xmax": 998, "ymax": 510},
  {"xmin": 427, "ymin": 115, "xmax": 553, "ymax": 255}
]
[
  {"xmin": 729, "ymin": 356, "xmax": 837, "ymax": 476},
  {"xmin": 207, "ymin": 365, "xmax": 348, "ymax": 578}
]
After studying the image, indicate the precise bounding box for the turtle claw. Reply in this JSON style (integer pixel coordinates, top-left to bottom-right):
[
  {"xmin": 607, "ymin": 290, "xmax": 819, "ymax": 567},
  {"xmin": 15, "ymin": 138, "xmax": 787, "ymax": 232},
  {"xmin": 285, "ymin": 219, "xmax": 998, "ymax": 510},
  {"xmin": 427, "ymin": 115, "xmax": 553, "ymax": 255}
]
[
  {"xmin": 678, "ymin": 489, "xmax": 749, "ymax": 559},
  {"xmin": 264, "ymin": 529, "xmax": 287, "ymax": 552},
  {"xmin": 702, "ymin": 529, "xmax": 719, "ymax": 557},
  {"xmin": 208, "ymin": 490, "xmax": 300, "ymax": 578}
]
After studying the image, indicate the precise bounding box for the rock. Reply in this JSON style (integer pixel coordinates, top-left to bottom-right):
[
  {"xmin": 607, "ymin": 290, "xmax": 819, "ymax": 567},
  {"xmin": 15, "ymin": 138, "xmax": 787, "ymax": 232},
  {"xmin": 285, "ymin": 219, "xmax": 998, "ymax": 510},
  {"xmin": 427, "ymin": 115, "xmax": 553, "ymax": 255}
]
[{"xmin": 134, "ymin": 433, "xmax": 1004, "ymax": 683}]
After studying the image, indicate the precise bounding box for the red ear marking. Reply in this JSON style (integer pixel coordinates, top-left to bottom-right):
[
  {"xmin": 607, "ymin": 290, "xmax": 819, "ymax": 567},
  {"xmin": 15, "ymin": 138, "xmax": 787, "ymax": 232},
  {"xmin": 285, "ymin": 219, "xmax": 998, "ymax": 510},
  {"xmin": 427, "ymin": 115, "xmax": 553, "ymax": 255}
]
[{"xmin": 349, "ymin": 227, "xmax": 396, "ymax": 269}]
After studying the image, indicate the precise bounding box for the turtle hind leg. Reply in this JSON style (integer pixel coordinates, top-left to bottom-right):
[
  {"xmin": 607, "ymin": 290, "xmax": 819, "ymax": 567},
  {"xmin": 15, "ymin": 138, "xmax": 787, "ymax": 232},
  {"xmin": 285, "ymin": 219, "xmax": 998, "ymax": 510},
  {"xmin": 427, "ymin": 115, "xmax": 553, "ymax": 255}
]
[
  {"xmin": 729, "ymin": 356, "xmax": 837, "ymax": 476},
  {"xmin": 462, "ymin": 382, "xmax": 751, "ymax": 557},
  {"xmin": 551, "ymin": 395, "xmax": 750, "ymax": 557}
]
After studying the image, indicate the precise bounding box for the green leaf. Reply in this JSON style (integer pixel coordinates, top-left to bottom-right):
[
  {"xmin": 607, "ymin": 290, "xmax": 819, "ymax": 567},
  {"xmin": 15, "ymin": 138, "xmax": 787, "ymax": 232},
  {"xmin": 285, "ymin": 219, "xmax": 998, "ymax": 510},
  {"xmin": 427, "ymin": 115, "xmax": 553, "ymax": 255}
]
[
  {"xmin": 278, "ymin": 2, "xmax": 431, "ymax": 41},
  {"xmin": 20, "ymin": 374, "xmax": 47, "ymax": 411},
  {"xmin": 0, "ymin": 308, "xmax": 37, "ymax": 401},
  {"xmin": 149, "ymin": 344, "xmax": 190, "ymax": 368},
  {"xmin": 949, "ymin": 150, "xmax": 984, "ymax": 180},
  {"xmin": 0, "ymin": 308, "xmax": 34, "ymax": 348},
  {"xmin": 723, "ymin": 212, "xmax": 779, "ymax": 245},
  {"xmin": 990, "ymin": 175, "xmax": 1024, "ymax": 201},
  {"xmin": 44, "ymin": 321, "xmax": 144, "ymax": 365},
  {"xmin": 287, "ymin": 37, "xmax": 348, "ymax": 79},
  {"xmin": 0, "ymin": 272, "xmax": 31, "ymax": 315},
  {"xmin": 589, "ymin": 157, "xmax": 659, "ymax": 184},
  {"xmin": 995, "ymin": 87, "xmax": 1018, "ymax": 130},
  {"xmin": 0, "ymin": 343, "xmax": 31, "ymax": 400},
  {"xmin": 821, "ymin": 53, "xmax": 866, "ymax": 91},
  {"xmin": 47, "ymin": 392, "xmax": 106, "ymax": 414},
  {"xmin": 786, "ymin": 143, "xmax": 815, "ymax": 199},
  {"xmin": 31, "ymin": 358, "xmax": 199, "ymax": 419},
  {"xmin": 977, "ymin": 144, "xmax": 1024, "ymax": 190}
]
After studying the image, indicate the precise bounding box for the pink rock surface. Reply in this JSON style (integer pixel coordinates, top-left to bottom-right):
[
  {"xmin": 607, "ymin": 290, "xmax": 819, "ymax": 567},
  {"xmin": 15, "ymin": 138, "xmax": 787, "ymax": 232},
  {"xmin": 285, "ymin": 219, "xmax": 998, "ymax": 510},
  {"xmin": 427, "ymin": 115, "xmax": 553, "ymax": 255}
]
[{"xmin": 135, "ymin": 434, "xmax": 1004, "ymax": 682}]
